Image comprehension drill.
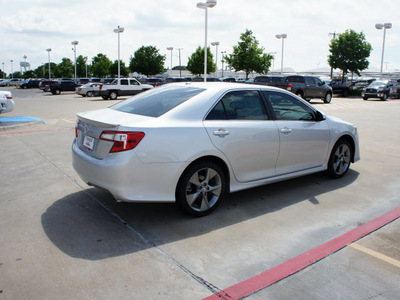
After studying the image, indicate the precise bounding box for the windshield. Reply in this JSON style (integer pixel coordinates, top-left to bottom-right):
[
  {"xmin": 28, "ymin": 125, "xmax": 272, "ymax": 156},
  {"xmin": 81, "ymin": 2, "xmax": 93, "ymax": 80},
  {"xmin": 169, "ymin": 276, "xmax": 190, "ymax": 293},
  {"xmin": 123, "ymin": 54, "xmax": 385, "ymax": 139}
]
[{"xmin": 110, "ymin": 85, "xmax": 206, "ymax": 117}]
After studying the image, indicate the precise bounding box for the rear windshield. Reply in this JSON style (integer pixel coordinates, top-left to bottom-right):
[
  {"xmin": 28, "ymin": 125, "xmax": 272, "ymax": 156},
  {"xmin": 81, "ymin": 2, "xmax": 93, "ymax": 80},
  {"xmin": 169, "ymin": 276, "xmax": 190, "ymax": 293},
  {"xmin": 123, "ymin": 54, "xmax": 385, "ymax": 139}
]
[
  {"xmin": 285, "ymin": 76, "xmax": 304, "ymax": 83},
  {"xmin": 110, "ymin": 86, "xmax": 206, "ymax": 117}
]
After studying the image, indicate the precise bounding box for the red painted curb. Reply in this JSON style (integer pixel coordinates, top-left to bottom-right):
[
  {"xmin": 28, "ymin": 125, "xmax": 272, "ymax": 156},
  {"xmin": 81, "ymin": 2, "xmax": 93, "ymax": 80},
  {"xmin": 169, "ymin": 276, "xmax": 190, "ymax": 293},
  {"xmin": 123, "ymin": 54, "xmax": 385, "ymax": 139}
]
[{"xmin": 204, "ymin": 206, "xmax": 400, "ymax": 300}]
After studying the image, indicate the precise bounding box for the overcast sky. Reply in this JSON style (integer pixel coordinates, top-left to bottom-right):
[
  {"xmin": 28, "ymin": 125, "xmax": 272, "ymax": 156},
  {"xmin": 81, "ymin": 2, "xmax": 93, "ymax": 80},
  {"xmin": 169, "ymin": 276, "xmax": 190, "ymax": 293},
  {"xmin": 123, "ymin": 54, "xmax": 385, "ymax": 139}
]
[{"xmin": 1, "ymin": 0, "xmax": 399, "ymax": 75}]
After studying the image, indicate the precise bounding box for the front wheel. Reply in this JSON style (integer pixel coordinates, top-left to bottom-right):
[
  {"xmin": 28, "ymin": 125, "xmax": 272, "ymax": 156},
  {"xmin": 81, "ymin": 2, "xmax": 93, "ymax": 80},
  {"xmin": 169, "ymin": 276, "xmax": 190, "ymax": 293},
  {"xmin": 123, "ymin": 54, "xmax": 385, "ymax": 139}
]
[
  {"xmin": 323, "ymin": 92, "xmax": 332, "ymax": 103},
  {"xmin": 326, "ymin": 139, "xmax": 352, "ymax": 179},
  {"xmin": 55, "ymin": 89, "xmax": 61, "ymax": 95},
  {"xmin": 381, "ymin": 93, "xmax": 388, "ymax": 101},
  {"xmin": 86, "ymin": 91, "xmax": 93, "ymax": 97},
  {"xmin": 363, "ymin": 96, "xmax": 368, "ymax": 100},
  {"xmin": 176, "ymin": 161, "xmax": 226, "ymax": 217}
]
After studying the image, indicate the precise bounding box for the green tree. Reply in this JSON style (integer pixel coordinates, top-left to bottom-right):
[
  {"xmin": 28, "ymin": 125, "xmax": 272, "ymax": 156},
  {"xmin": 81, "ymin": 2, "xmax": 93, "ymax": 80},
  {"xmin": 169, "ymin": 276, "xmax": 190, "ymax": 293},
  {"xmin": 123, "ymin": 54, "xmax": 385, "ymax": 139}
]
[
  {"xmin": 225, "ymin": 29, "xmax": 273, "ymax": 79},
  {"xmin": 23, "ymin": 70, "xmax": 36, "ymax": 79},
  {"xmin": 92, "ymin": 53, "xmax": 112, "ymax": 78},
  {"xmin": 55, "ymin": 58, "xmax": 74, "ymax": 78},
  {"xmin": 129, "ymin": 46, "xmax": 166, "ymax": 76},
  {"xmin": 186, "ymin": 46, "xmax": 215, "ymax": 76},
  {"xmin": 328, "ymin": 29, "xmax": 372, "ymax": 81},
  {"xmin": 11, "ymin": 71, "xmax": 23, "ymax": 79},
  {"xmin": 76, "ymin": 55, "xmax": 88, "ymax": 78},
  {"xmin": 110, "ymin": 60, "xmax": 130, "ymax": 77}
]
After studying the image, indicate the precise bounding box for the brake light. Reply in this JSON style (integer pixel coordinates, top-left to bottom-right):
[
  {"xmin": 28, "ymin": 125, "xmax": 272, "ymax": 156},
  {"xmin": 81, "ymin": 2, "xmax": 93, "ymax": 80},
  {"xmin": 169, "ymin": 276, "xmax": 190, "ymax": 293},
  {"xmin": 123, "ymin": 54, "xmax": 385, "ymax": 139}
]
[
  {"xmin": 265, "ymin": 83, "xmax": 269, "ymax": 86},
  {"xmin": 99, "ymin": 84, "xmax": 103, "ymax": 90},
  {"xmin": 287, "ymin": 83, "xmax": 292, "ymax": 91},
  {"xmin": 75, "ymin": 120, "xmax": 79, "ymax": 137},
  {"xmin": 100, "ymin": 131, "xmax": 145, "ymax": 152},
  {"xmin": 6, "ymin": 96, "xmax": 12, "ymax": 100}
]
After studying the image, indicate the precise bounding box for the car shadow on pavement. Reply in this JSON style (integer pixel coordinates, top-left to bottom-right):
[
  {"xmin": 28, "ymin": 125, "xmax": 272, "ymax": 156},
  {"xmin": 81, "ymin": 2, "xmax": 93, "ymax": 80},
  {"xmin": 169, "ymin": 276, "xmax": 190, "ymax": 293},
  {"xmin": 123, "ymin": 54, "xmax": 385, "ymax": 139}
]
[{"xmin": 42, "ymin": 170, "xmax": 359, "ymax": 260}]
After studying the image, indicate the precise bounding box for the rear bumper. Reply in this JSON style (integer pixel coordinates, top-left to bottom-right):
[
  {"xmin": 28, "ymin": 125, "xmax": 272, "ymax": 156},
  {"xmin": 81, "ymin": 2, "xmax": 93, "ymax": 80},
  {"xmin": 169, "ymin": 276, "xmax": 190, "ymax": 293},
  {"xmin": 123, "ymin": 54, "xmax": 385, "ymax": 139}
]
[{"xmin": 72, "ymin": 139, "xmax": 181, "ymax": 202}]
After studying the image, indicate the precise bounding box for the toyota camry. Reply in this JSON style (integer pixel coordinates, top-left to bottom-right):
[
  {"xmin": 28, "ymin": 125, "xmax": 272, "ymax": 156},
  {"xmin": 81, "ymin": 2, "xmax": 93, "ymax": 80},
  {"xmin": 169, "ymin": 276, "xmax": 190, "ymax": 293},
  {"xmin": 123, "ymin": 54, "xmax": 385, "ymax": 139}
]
[{"xmin": 72, "ymin": 83, "xmax": 360, "ymax": 216}]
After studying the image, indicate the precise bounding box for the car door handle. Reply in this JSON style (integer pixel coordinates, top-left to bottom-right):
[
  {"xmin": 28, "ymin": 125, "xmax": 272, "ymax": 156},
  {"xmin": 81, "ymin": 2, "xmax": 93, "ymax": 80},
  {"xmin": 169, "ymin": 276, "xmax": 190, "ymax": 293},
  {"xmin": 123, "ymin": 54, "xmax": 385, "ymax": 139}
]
[
  {"xmin": 213, "ymin": 129, "xmax": 230, "ymax": 137},
  {"xmin": 280, "ymin": 127, "xmax": 292, "ymax": 134}
]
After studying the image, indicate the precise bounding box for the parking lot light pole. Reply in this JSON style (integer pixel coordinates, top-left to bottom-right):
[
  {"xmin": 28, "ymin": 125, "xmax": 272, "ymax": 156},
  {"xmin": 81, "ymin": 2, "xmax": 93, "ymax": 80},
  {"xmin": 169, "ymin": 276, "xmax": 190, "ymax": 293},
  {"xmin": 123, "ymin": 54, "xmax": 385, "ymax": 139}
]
[
  {"xmin": 71, "ymin": 41, "xmax": 79, "ymax": 81},
  {"xmin": 2, "ymin": 62, "xmax": 5, "ymax": 79},
  {"xmin": 167, "ymin": 47, "xmax": 174, "ymax": 70},
  {"xmin": 197, "ymin": 0, "xmax": 217, "ymax": 82},
  {"xmin": 10, "ymin": 60, "xmax": 13, "ymax": 79},
  {"xmin": 375, "ymin": 23, "xmax": 392, "ymax": 79},
  {"xmin": 221, "ymin": 50, "xmax": 226, "ymax": 77},
  {"xmin": 275, "ymin": 34, "xmax": 287, "ymax": 75},
  {"xmin": 211, "ymin": 41, "xmax": 219, "ymax": 76},
  {"xmin": 46, "ymin": 48, "xmax": 52, "ymax": 79},
  {"xmin": 114, "ymin": 26, "xmax": 125, "ymax": 78},
  {"xmin": 177, "ymin": 48, "xmax": 183, "ymax": 77}
]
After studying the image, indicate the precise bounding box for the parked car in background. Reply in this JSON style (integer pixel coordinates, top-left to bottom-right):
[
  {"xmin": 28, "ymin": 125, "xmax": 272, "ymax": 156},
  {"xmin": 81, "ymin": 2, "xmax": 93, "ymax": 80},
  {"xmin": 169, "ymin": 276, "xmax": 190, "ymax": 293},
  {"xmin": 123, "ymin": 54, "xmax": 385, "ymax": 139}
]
[
  {"xmin": 362, "ymin": 80, "xmax": 399, "ymax": 101},
  {"xmin": 19, "ymin": 79, "xmax": 41, "ymax": 89},
  {"xmin": 0, "ymin": 90, "xmax": 14, "ymax": 113},
  {"xmin": 139, "ymin": 77, "xmax": 165, "ymax": 87},
  {"xmin": 39, "ymin": 80, "xmax": 58, "ymax": 91},
  {"xmin": 95, "ymin": 78, "xmax": 154, "ymax": 100},
  {"xmin": 165, "ymin": 77, "xmax": 188, "ymax": 83},
  {"xmin": 75, "ymin": 83, "xmax": 102, "ymax": 97},
  {"xmin": 354, "ymin": 79, "xmax": 375, "ymax": 89},
  {"xmin": 72, "ymin": 83, "xmax": 359, "ymax": 216},
  {"xmin": 252, "ymin": 76, "xmax": 284, "ymax": 87},
  {"xmin": 329, "ymin": 79, "xmax": 352, "ymax": 97},
  {"xmin": 192, "ymin": 77, "xmax": 221, "ymax": 82},
  {"xmin": 78, "ymin": 78, "xmax": 90, "ymax": 85},
  {"xmin": 221, "ymin": 77, "xmax": 236, "ymax": 82},
  {"xmin": 281, "ymin": 75, "xmax": 333, "ymax": 103},
  {"xmin": 49, "ymin": 80, "xmax": 80, "ymax": 95}
]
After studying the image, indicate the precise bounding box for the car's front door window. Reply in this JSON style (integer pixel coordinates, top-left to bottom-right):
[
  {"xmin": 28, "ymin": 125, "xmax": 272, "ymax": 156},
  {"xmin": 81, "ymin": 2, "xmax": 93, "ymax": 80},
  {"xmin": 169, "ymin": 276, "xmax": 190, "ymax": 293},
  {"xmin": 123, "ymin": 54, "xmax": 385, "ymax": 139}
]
[{"xmin": 267, "ymin": 91, "xmax": 315, "ymax": 121}]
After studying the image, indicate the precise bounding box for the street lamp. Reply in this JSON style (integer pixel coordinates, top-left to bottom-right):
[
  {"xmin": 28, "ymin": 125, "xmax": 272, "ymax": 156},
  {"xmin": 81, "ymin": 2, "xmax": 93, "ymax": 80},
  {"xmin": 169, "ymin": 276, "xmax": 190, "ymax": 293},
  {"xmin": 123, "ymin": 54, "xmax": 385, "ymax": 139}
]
[
  {"xmin": 221, "ymin": 50, "xmax": 226, "ymax": 77},
  {"xmin": 167, "ymin": 47, "xmax": 174, "ymax": 70},
  {"xmin": 211, "ymin": 41, "xmax": 219, "ymax": 77},
  {"xmin": 375, "ymin": 22, "xmax": 392, "ymax": 79},
  {"xmin": 177, "ymin": 48, "xmax": 183, "ymax": 77},
  {"xmin": 275, "ymin": 34, "xmax": 287, "ymax": 75},
  {"xmin": 10, "ymin": 60, "xmax": 13, "ymax": 79},
  {"xmin": 71, "ymin": 41, "xmax": 79, "ymax": 81},
  {"xmin": 196, "ymin": 0, "xmax": 217, "ymax": 82},
  {"xmin": 46, "ymin": 48, "xmax": 52, "ymax": 79},
  {"xmin": 114, "ymin": 26, "xmax": 125, "ymax": 78}
]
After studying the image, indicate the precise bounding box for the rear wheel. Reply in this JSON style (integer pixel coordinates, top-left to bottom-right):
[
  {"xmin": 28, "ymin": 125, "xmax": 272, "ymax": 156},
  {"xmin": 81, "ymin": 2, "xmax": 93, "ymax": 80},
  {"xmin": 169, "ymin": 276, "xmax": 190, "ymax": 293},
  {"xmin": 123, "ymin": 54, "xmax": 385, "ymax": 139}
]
[
  {"xmin": 176, "ymin": 161, "xmax": 226, "ymax": 217},
  {"xmin": 109, "ymin": 91, "xmax": 118, "ymax": 100},
  {"xmin": 55, "ymin": 89, "xmax": 61, "ymax": 95},
  {"xmin": 101, "ymin": 96, "xmax": 109, "ymax": 100},
  {"xmin": 86, "ymin": 91, "xmax": 93, "ymax": 97},
  {"xmin": 296, "ymin": 90, "xmax": 304, "ymax": 99},
  {"xmin": 326, "ymin": 139, "xmax": 352, "ymax": 179}
]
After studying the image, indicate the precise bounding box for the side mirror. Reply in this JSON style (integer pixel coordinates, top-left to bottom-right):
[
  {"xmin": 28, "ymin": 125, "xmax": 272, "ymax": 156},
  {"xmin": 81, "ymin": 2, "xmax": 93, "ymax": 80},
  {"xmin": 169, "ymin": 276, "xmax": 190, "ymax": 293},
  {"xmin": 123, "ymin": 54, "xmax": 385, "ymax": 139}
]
[{"xmin": 315, "ymin": 111, "xmax": 326, "ymax": 122}]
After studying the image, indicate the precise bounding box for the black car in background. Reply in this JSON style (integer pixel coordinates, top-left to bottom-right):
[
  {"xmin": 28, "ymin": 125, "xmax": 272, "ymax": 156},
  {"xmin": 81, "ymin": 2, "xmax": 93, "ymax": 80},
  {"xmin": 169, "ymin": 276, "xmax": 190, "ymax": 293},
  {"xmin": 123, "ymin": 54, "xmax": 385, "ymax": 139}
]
[
  {"xmin": 362, "ymin": 80, "xmax": 399, "ymax": 101},
  {"xmin": 20, "ymin": 79, "xmax": 41, "ymax": 89}
]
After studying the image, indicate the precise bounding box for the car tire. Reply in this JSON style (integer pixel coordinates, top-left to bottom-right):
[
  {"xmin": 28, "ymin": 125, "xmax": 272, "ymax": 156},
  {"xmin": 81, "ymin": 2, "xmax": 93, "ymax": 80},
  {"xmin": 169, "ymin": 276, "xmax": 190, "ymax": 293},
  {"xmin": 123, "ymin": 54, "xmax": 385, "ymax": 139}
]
[
  {"xmin": 86, "ymin": 91, "xmax": 93, "ymax": 97},
  {"xmin": 176, "ymin": 161, "xmax": 226, "ymax": 217},
  {"xmin": 381, "ymin": 93, "xmax": 388, "ymax": 101},
  {"xmin": 55, "ymin": 89, "xmax": 61, "ymax": 95},
  {"xmin": 109, "ymin": 91, "xmax": 118, "ymax": 100},
  {"xmin": 323, "ymin": 92, "xmax": 332, "ymax": 103},
  {"xmin": 23, "ymin": 85, "xmax": 27, "ymax": 89},
  {"xmin": 296, "ymin": 91, "xmax": 304, "ymax": 99},
  {"xmin": 102, "ymin": 96, "xmax": 109, "ymax": 100},
  {"xmin": 363, "ymin": 96, "xmax": 368, "ymax": 100},
  {"xmin": 342, "ymin": 89, "xmax": 349, "ymax": 97},
  {"xmin": 326, "ymin": 139, "xmax": 352, "ymax": 179}
]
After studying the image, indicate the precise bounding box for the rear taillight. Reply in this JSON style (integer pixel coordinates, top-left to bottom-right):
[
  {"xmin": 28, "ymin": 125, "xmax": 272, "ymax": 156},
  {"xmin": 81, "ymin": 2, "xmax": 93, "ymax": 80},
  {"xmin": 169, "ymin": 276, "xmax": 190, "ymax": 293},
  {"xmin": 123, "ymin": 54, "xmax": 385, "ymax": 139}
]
[
  {"xmin": 6, "ymin": 96, "xmax": 12, "ymax": 100},
  {"xmin": 287, "ymin": 83, "xmax": 292, "ymax": 88},
  {"xmin": 100, "ymin": 131, "xmax": 145, "ymax": 152},
  {"xmin": 99, "ymin": 84, "xmax": 103, "ymax": 90},
  {"xmin": 75, "ymin": 120, "xmax": 79, "ymax": 138}
]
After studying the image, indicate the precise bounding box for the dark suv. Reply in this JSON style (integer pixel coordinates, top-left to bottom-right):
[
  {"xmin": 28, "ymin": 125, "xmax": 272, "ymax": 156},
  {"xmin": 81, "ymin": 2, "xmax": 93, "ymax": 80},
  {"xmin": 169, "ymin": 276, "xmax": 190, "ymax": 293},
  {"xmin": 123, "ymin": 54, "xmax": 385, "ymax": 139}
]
[
  {"xmin": 20, "ymin": 79, "xmax": 41, "ymax": 89},
  {"xmin": 283, "ymin": 75, "xmax": 333, "ymax": 103},
  {"xmin": 252, "ymin": 76, "xmax": 284, "ymax": 87}
]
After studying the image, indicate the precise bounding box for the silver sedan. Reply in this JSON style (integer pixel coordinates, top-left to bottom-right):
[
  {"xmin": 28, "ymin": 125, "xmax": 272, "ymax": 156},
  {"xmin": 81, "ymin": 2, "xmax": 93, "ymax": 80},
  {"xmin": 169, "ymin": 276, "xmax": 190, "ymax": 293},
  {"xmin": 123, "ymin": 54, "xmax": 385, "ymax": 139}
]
[
  {"xmin": 0, "ymin": 90, "xmax": 15, "ymax": 113},
  {"xmin": 75, "ymin": 83, "xmax": 102, "ymax": 97},
  {"xmin": 72, "ymin": 83, "xmax": 360, "ymax": 216}
]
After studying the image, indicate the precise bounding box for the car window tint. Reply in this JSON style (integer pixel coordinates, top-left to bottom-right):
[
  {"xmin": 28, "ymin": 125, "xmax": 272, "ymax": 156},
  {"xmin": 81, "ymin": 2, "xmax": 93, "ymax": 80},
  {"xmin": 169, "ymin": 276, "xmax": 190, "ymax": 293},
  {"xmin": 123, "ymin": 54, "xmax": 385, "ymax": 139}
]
[
  {"xmin": 129, "ymin": 79, "xmax": 139, "ymax": 85},
  {"xmin": 266, "ymin": 92, "xmax": 315, "ymax": 121},
  {"xmin": 207, "ymin": 90, "xmax": 268, "ymax": 120},
  {"xmin": 285, "ymin": 76, "xmax": 304, "ymax": 83},
  {"xmin": 111, "ymin": 86, "xmax": 205, "ymax": 117},
  {"xmin": 314, "ymin": 77, "xmax": 323, "ymax": 85},
  {"xmin": 305, "ymin": 77, "xmax": 315, "ymax": 84},
  {"xmin": 121, "ymin": 79, "xmax": 128, "ymax": 85}
]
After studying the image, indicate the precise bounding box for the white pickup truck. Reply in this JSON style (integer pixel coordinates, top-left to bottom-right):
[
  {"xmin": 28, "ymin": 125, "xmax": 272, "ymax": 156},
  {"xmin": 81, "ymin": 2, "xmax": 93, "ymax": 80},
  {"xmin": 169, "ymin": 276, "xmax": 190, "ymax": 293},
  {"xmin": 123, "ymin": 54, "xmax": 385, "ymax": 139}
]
[{"xmin": 96, "ymin": 78, "xmax": 153, "ymax": 100}]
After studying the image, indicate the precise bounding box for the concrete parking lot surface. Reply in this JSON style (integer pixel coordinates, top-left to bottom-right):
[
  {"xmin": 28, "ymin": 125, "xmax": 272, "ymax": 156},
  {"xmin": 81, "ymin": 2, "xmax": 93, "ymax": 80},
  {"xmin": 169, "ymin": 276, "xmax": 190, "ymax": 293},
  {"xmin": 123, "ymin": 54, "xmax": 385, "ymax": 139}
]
[{"xmin": 1, "ymin": 87, "xmax": 399, "ymax": 299}]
